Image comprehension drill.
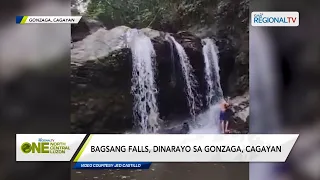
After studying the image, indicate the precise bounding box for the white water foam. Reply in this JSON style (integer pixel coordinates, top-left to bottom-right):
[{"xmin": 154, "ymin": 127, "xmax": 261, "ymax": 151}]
[
  {"xmin": 202, "ymin": 38, "xmax": 223, "ymax": 104},
  {"xmin": 189, "ymin": 104, "xmax": 221, "ymax": 134},
  {"xmin": 127, "ymin": 29, "xmax": 160, "ymax": 133},
  {"xmin": 189, "ymin": 38, "xmax": 224, "ymax": 134},
  {"xmin": 166, "ymin": 35, "xmax": 199, "ymax": 121}
]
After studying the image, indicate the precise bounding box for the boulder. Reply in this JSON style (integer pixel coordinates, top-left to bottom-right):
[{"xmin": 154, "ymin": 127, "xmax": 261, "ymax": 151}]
[
  {"xmin": 228, "ymin": 93, "xmax": 249, "ymax": 133},
  {"xmin": 71, "ymin": 16, "xmax": 105, "ymax": 42}
]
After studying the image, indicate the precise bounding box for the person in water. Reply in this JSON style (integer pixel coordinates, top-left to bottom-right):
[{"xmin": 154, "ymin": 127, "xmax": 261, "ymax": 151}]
[
  {"xmin": 220, "ymin": 101, "xmax": 230, "ymax": 133},
  {"xmin": 180, "ymin": 122, "xmax": 190, "ymax": 134}
]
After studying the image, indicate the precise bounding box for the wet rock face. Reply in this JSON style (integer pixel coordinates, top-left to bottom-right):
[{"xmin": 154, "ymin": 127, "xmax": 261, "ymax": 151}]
[
  {"xmin": 71, "ymin": 26, "xmax": 247, "ymax": 133},
  {"xmin": 215, "ymin": 37, "xmax": 249, "ymax": 98},
  {"xmin": 71, "ymin": 49, "xmax": 133, "ymax": 133},
  {"xmin": 228, "ymin": 93, "xmax": 249, "ymax": 133},
  {"xmin": 71, "ymin": 20, "xmax": 90, "ymax": 42}
]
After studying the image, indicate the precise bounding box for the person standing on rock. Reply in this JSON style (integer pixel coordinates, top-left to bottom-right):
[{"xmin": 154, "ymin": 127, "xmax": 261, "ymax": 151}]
[{"xmin": 220, "ymin": 100, "xmax": 230, "ymax": 133}]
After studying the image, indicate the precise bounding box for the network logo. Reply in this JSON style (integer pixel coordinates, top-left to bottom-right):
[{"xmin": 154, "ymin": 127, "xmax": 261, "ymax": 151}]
[
  {"xmin": 251, "ymin": 11, "xmax": 299, "ymax": 27},
  {"xmin": 20, "ymin": 138, "xmax": 70, "ymax": 154}
]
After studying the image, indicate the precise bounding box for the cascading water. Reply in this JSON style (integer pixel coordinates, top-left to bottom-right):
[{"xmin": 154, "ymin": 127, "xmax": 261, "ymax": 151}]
[
  {"xmin": 202, "ymin": 38, "xmax": 223, "ymax": 104},
  {"xmin": 202, "ymin": 40, "xmax": 215, "ymax": 105},
  {"xmin": 166, "ymin": 35, "xmax": 199, "ymax": 121},
  {"xmin": 189, "ymin": 104, "xmax": 221, "ymax": 133},
  {"xmin": 126, "ymin": 29, "xmax": 160, "ymax": 133},
  {"xmin": 168, "ymin": 38, "xmax": 176, "ymax": 87},
  {"xmin": 190, "ymin": 38, "xmax": 223, "ymax": 134}
]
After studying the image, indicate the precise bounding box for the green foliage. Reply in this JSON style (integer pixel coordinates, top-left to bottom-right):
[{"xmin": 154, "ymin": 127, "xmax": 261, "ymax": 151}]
[
  {"xmin": 83, "ymin": 0, "xmax": 175, "ymax": 28},
  {"xmin": 79, "ymin": 0, "xmax": 248, "ymax": 61},
  {"xmin": 79, "ymin": 0, "xmax": 248, "ymax": 63},
  {"xmin": 80, "ymin": 0, "xmax": 221, "ymax": 30},
  {"xmin": 214, "ymin": 0, "xmax": 249, "ymax": 58}
]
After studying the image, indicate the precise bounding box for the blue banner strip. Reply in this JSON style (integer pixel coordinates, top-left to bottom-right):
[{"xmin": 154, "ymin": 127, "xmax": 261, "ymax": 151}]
[
  {"xmin": 16, "ymin": 16, "xmax": 23, "ymax": 24},
  {"xmin": 73, "ymin": 162, "xmax": 152, "ymax": 169}
]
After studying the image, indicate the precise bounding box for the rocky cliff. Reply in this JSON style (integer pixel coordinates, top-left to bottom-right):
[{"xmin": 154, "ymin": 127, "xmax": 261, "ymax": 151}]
[{"xmin": 71, "ymin": 19, "xmax": 249, "ymax": 133}]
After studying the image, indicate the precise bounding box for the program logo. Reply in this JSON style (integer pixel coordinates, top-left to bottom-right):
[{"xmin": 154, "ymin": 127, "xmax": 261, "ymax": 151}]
[
  {"xmin": 251, "ymin": 11, "xmax": 299, "ymax": 27},
  {"xmin": 21, "ymin": 138, "xmax": 70, "ymax": 154}
]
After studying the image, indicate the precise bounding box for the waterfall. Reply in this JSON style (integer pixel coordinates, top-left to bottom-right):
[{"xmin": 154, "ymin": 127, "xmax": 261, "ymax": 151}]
[
  {"xmin": 202, "ymin": 38, "xmax": 223, "ymax": 105},
  {"xmin": 189, "ymin": 38, "xmax": 223, "ymax": 134},
  {"xmin": 126, "ymin": 29, "xmax": 160, "ymax": 133},
  {"xmin": 166, "ymin": 35, "xmax": 199, "ymax": 120},
  {"xmin": 168, "ymin": 39, "xmax": 176, "ymax": 87},
  {"xmin": 189, "ymin": 104, "xmax": 221, "ymax": 134}
]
